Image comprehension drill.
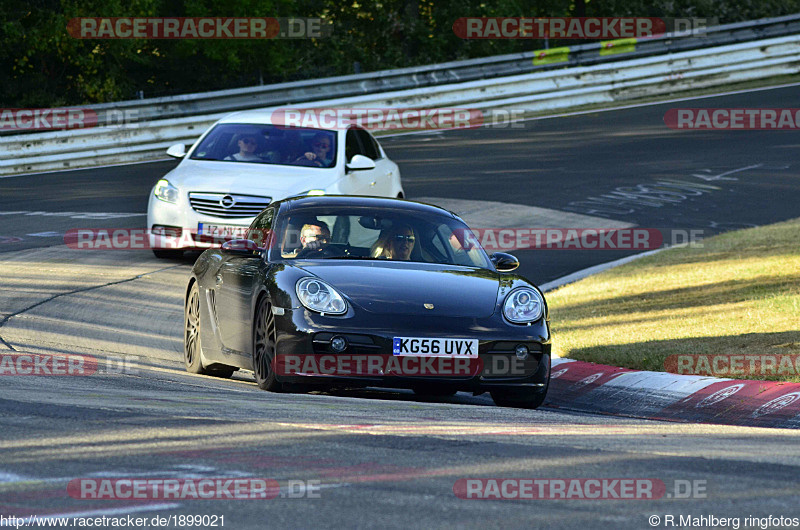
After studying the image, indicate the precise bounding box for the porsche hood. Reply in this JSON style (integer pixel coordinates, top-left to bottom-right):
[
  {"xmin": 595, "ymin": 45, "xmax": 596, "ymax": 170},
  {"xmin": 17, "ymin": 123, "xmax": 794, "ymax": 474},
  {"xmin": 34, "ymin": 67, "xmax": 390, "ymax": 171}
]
[{"xmin": 297, "ymin": 262, "xmax": 500, "ymax": 318}]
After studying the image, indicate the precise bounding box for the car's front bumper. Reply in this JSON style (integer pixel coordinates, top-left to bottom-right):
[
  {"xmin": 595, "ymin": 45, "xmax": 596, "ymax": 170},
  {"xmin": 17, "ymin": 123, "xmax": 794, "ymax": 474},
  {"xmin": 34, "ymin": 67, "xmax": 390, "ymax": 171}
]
[
  {"xmin": 147, "ymin": 192, "xmax": 255, "ymax": 250},
  {"xmin": 271, "ymin": 307, "xmax": 551, "ymax": 393}
]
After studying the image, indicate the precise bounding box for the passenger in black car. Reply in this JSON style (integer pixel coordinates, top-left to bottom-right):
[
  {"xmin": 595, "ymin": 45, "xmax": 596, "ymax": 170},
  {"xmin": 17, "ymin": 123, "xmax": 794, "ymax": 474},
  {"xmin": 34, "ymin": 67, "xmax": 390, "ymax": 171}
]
[{"xmin": 371, "ymin": 224, "xmax": 415, "ymax": 261}]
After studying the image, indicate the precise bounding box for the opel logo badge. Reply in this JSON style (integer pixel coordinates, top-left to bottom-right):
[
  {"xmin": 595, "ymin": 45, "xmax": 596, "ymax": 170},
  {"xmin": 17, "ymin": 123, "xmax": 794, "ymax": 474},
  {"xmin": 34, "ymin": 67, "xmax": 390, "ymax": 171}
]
[
  {"xmin": 424, "ymin": 303, "xmax": 434, "ymax": 310},
  {"xmin": 220, "ymin": 195, "xmax": 235, "ymax": 208}
]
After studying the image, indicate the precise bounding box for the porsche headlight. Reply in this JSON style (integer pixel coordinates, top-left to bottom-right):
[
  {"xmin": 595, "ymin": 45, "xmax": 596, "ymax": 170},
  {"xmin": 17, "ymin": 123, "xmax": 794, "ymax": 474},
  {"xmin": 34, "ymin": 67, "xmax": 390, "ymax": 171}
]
[
  {"xmin": 154, "ymin": 179, "xmax": 179, "ymax": 203},
  {"xmin": 503, "ymin": 288, "xmax": 544, "ymax": 323},
  {"xmin": 296, "ymin": 278, "xmax": 347, "ymax": 315}
]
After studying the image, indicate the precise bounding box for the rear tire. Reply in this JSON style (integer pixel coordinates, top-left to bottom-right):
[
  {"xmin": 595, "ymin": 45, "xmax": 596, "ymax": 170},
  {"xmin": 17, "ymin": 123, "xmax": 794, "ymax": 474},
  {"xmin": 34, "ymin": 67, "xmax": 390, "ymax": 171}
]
[
  {"xmin": 153, "ymin": 249, "xmax": 184, "ymax": 259},
  {"xmin": 184, "ymin": 282, "xmax": 235, "ymax": 378},
  {"xmin": 490, "ymin": 381, "xmax": 549, "ymax": 409},
  {"xmin": 253, "ymin": 296, "xmax": 283, "ymax": 392}
]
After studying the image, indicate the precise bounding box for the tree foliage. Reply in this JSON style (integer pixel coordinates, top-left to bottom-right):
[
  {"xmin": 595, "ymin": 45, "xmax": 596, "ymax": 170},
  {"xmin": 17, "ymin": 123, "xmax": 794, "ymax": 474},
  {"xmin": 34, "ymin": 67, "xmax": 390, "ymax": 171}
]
[{"xmin": 1, "ymin": 0, "xmax": 797, "ymax": 106}]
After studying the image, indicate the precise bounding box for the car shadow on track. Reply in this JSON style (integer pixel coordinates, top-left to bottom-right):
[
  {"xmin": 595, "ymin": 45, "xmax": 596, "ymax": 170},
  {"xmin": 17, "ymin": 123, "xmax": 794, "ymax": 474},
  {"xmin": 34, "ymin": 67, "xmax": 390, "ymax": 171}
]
[
  {"xmin": 228, "ymin": 371, "xmax": 496, "ymax": 406},
  {"xmin": 320, "ymin": 387, "xmax": 496, "ymax": 407}
]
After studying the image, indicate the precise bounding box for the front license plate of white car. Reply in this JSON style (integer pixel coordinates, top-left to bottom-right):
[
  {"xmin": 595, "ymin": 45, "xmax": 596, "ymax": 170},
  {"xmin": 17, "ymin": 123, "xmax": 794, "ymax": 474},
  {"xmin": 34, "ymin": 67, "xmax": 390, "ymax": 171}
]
[
  {"xmin": 197, "ymin": 223, "xmax": 248, "ymax": 239},
  {"xmin": 392, "ymin": 337, "xmax": 479, "ymax": 357}
]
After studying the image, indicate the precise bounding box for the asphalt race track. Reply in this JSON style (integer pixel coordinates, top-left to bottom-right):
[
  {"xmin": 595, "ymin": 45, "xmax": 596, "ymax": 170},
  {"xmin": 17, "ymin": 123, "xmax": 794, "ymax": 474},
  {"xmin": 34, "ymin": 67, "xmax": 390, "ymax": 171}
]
[{"xmin": 1, "ymin": 85, "xmax": 800, "ymax": 528}]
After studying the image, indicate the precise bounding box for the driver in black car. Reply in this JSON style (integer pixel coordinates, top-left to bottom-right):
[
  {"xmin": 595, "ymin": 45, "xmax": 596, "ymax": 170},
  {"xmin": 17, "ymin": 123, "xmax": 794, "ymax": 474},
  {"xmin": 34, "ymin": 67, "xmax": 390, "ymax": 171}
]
[{"xmin": 295, "ymin": 222, "xmax": 331, "ymax": 258}]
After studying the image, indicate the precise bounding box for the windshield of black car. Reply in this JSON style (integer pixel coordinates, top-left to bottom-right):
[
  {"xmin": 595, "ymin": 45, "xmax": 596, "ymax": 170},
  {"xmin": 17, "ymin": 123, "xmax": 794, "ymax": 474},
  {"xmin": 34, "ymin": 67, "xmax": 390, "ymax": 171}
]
[
  {"xmin": 275, "ymin": 208, "xmax": 493, "ymax": 269},
  {"xmin": 190, "ymin": 123, "xmax": 337, "ymax": 168}
]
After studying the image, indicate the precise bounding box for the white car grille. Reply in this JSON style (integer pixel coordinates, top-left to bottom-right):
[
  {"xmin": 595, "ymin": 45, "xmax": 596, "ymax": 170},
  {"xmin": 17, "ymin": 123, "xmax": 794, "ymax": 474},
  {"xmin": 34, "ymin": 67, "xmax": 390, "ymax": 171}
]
[{"xmin": 188, "ymin": 193, "xmax": 272, "ymax": 219}]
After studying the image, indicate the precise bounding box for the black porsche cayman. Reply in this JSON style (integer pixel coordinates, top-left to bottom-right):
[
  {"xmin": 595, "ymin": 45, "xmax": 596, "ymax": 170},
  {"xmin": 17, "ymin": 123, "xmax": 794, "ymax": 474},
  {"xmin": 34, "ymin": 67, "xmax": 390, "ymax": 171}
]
[{"xmin": 184, "ymin": 195, "xmax": 551, "ymax": 408}]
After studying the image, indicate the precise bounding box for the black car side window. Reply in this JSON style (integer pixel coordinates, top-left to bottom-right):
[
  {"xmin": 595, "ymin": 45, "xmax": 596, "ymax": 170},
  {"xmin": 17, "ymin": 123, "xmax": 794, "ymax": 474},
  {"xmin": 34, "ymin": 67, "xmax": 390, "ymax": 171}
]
[{"xmin": 248, "ymin": 207, "xmax": 275, "ymax": 247}]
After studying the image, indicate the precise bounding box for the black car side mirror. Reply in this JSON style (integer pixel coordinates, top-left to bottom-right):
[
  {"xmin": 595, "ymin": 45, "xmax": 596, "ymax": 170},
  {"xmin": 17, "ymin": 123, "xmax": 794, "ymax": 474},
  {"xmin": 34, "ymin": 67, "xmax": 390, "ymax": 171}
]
[
  {"xmin": 490, "ymin": 252, "xmax": 519, "ymax": 272},
  {"xmin": 221, "ymin": 239, "xmax": 261, "ymax": 258}
]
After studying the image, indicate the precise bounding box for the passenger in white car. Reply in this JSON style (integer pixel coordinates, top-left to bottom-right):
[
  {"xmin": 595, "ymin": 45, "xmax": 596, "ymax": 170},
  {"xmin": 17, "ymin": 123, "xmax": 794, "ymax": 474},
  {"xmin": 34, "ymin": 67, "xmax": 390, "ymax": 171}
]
[{"xmin": 224, "ymin": 134, "xmax": 263, "ymax": 162}]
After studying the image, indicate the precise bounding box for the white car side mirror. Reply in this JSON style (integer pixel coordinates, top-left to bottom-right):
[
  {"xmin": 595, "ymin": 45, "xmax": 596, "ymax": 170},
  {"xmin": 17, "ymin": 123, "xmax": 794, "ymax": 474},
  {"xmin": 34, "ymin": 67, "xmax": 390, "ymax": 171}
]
[
  {"xmin": 346, "ymin": 154, "xmax": 376, "ymax": 172},
  {"xmin": 166, "ymin": 143, "xmax": 187, "ymax": 158}
]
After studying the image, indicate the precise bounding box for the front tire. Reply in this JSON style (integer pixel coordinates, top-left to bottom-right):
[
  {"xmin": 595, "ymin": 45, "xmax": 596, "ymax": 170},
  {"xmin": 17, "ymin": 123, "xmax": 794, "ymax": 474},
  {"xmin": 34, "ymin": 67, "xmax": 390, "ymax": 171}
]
[
  {"xmin": 184, "ymin": 283, "xmax": 234, "ymax": 378},
  {"xmin": 253, "ymin": 296, "xmax": 283, "ymax": 392}
]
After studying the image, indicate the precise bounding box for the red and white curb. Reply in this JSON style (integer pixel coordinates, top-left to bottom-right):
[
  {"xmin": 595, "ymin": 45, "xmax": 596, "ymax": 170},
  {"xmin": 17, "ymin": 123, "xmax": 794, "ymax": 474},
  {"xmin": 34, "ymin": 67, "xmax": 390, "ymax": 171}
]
[{"xmin": 546, "ymin": 358, "xmax": 800, "ymax": 428}]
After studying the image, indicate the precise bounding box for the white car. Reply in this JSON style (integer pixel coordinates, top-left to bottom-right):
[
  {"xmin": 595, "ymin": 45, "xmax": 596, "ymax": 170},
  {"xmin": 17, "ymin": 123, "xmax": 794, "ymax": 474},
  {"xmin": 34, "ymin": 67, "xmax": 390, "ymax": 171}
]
[{"xmin": 147, "ymin": 109, "xmax": 404, "ymax": 258}]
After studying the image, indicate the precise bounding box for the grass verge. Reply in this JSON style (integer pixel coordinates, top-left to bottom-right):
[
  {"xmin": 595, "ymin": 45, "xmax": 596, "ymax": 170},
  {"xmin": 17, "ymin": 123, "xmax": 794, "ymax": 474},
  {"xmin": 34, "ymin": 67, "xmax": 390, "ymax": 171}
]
[{"xmin": 547, "ymin": 218, "xmax": 800, "ymax": 381}]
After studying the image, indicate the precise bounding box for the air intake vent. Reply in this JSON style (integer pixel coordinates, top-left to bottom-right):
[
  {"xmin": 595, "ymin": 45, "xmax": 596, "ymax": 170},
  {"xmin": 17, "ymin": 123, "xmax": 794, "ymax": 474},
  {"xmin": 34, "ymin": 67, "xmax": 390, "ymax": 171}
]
[{"xmin": 188, "ymin": 193, "xmax": 271, "ymax": 219}]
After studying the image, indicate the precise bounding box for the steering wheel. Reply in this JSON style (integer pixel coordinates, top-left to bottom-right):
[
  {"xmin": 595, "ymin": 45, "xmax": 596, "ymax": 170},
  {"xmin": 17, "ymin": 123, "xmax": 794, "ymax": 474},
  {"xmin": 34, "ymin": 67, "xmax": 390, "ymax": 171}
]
[
  {"xmin": 293, "ymin": 156, "xmax": 323, "ymax": 167},
  {"xmin": 323, "ymin": 243, "xmax": 351, "ymax": 257},
  {"xmin": 296, "ymin": 243, "xmax": 350, "ymax": 259}
]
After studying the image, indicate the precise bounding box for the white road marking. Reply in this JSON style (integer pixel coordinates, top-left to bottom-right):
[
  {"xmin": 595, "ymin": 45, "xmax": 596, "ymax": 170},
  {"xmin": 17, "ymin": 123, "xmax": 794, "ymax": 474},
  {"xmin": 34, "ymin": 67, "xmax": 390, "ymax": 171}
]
[
  {"xmin": 415, "ymin": 197, "xmax": 634, "ymax": 230},
  {"xmin": 0, "ymin": 471, "xmax": 29, "ymax": 483},
  {"xmin": 0, "ymin": 211, "xmax": 144, "ymax": 219},
  {"xmin": 690, "ymin": 163, "xmax": 763, "ymax": 181},
  {"xmin": 563, "ymin": 176, "xmax": 734, "ymax": 217},
  {"xmin": 26, "ymin": 231, "xmax": 62, "ymax": 237},
  {"xmin": 539, "ymin": 247, "xmax": 665, "ymax": 292}
]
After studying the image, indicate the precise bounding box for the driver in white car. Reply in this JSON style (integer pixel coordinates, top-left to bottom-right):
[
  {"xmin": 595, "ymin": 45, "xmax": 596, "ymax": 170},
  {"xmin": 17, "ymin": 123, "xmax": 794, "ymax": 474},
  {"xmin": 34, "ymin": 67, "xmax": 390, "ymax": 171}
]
[{"xmin": 294, "ymin": 132, "xmax": 334, "ymax": 167}]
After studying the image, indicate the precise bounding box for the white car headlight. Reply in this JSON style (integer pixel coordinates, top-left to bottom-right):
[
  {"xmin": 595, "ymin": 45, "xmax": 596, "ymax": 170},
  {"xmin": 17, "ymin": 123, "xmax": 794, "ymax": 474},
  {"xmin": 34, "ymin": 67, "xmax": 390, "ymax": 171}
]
[
  {"xmin": 503, "ymin": 288, "xmax": 544, "ymax": 323},
  {"xmin": 296, "ymin": 278, "xmax": 347, "ymax": 315},
  {"xmin": 154, "ymin": 179, "xmax": 179, "ymax": 203}
]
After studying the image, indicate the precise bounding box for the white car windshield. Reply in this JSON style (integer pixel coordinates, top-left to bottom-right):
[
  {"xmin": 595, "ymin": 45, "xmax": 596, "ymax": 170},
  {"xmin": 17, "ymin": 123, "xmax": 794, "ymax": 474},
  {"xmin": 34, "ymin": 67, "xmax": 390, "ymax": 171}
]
[{"xmin": 190, "ymin": 123, "xmax": 337, "ymax": 168}]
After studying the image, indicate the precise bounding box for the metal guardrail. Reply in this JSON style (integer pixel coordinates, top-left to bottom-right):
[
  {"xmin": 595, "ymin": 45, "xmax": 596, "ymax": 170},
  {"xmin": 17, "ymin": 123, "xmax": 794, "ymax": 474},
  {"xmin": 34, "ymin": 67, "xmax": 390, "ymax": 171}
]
[
  {"xmin": 4, "ymin": 13, "xmax": 800, "ymax": 129},
  {"xmin": 1, "ymin": 15, "xmax": 800, "ymax": 175}
]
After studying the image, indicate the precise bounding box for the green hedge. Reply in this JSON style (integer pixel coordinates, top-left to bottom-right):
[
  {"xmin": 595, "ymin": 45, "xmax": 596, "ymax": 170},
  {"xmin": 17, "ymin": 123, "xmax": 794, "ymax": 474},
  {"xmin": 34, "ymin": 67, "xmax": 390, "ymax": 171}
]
[{"xmin": 2, "ymin": 0, "xmax": 798, "ymax": 107}]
